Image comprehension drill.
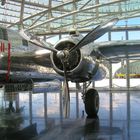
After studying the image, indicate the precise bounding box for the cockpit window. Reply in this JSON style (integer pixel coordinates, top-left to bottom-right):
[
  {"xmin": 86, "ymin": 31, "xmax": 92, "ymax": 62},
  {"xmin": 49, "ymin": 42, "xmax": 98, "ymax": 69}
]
[
  {"xmin": 69, "ymin": 30, "xmax": 80, "ymax": 37},
  {"xmin": 22, "ymin": 39, "xmax": 28, "ymax": 46},
  {"xmin": 69, "ymin": 30, "xmax": 77, "ymax": 35},
  {"xmin": 0, "ymin": 27, "xmax": 8, "ymax": 40}
]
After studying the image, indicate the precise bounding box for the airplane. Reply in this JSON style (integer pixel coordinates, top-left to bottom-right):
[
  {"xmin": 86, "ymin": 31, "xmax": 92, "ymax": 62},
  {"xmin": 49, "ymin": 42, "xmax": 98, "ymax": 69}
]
[{"xmin": 1, "ymin": 18, "xmax": 140, "ymax": 118}]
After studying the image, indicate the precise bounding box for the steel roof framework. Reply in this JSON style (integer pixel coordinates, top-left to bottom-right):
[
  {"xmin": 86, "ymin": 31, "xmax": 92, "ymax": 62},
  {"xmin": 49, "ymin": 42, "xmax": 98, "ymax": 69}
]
[{"xmin": 0, "ymin": 0, "xmax": 140, "ymax": 36}]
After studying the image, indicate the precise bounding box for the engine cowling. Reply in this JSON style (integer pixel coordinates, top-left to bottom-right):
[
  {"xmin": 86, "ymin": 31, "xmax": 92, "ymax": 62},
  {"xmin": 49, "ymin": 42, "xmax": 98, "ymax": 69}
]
[
  {"xmin": 50, "ymin": 38, "xmax": 106, "ymax": 82},
  {"xmin": 51, "ymin": 38, "xmax": 81, "ymax": 72}
]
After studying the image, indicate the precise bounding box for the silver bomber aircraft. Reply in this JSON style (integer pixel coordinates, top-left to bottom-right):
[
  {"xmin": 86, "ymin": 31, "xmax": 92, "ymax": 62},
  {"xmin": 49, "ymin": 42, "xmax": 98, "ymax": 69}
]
[{"xmin": 1, "ymin": 18, "xmax": 140, "ymax": 118}]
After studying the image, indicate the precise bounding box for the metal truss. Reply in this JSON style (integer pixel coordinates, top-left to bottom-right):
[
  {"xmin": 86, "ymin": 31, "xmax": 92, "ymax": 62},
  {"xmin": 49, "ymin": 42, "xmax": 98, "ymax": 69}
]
[{"xmin": 0, "ymin": 0, "xmax": 140, "ymax": 36}]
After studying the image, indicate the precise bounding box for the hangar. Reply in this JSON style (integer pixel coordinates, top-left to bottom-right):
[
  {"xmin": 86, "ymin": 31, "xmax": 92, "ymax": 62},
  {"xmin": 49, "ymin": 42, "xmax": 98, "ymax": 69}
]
[{"xmin": 0, "ymin": 0, "xmax": 140, "ymax": 140}]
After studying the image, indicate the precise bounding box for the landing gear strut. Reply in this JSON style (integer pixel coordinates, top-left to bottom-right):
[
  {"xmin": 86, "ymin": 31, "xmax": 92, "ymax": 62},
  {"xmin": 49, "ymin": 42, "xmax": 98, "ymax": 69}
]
[{"xmin": 84, "ymin": 88, "xmax": 99, "ymax": 118}]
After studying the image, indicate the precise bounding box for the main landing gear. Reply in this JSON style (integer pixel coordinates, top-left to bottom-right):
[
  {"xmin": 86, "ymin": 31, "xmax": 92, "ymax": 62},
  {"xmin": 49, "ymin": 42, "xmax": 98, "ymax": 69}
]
[
  {"xmin": 82, "ymin": 83, "xmax": 99, "ymax": 118},
  {"xmin": 62, "ymin": 82, "xmax": 99, "ymax": 118}
]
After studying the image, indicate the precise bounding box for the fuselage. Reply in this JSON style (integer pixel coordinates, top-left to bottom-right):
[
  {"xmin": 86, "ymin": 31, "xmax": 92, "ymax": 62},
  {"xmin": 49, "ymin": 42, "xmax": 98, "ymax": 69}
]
[
  {"xmin": 0, "ymin": 26, "xmax": 54, "ymax": 82},
  {"xmin": 0, "ymin": 26, "xmax": 107, "ymax": 83}
]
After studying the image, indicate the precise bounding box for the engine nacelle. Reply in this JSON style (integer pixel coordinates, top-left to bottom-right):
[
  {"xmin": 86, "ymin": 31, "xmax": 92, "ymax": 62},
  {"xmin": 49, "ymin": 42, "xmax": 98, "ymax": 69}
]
[{"xmin": 50, "ymin": 38, "xmax": 106, "ymax": 82}]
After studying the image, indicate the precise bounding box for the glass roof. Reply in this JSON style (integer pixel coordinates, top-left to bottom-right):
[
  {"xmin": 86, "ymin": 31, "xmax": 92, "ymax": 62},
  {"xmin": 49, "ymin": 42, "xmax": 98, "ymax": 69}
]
[{"xmin": 0, "ymin": 0, "xmax": 140, "ymax": 36}]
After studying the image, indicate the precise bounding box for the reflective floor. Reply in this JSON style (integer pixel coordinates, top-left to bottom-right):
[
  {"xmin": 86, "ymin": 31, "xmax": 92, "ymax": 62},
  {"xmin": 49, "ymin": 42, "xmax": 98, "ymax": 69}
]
[{"xmin": 0, "ymin": 88, "xmax": 140, "ymax": 140}]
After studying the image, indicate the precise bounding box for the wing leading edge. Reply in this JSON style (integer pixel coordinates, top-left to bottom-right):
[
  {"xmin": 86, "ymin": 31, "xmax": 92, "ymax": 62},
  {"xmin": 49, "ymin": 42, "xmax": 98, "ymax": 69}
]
[{"xmin": 93, "ymin": 40, "xmax": 140, "ymax": 60}]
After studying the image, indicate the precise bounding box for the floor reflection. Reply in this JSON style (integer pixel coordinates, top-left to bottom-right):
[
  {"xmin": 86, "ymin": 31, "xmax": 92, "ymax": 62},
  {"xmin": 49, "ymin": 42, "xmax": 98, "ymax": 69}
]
[{"xmin": 0, "ymin": 89, "xmax": 140, "ymax": 139}]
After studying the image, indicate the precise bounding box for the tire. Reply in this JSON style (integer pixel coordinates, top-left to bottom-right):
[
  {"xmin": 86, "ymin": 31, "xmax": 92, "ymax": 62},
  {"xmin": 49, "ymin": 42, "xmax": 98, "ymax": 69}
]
[{"xmin": 84, "ymin": 88, "xmax": 99, "ymax": 118}]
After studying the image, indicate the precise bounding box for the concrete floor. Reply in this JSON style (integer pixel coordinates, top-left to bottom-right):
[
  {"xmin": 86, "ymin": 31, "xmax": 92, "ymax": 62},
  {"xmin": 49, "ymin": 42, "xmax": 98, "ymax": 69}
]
[{"xmin": 0, "ymin": 90, "xmax": 140, "ymax": 140}]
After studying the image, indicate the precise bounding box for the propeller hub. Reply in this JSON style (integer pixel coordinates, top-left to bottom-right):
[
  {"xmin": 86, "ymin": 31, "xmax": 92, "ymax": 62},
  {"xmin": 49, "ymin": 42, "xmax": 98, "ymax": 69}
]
[
  {"xmin": 56, "ymin": 50, "xmax": 69, "ymax": 60},
  {"xmin": 57, "ymin": 51, "xmax": 65, "ymax": 59}
]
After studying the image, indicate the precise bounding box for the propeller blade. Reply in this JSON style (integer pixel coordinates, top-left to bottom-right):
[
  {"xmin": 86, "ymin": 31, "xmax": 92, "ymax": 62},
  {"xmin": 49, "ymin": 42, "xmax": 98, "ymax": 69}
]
[
  {"xmin": 69, "ymin": 18, "xmax": 119, "ymax": 53},
  {"xmin": 62, "ymin": 60, "xmax": 70, "ymax": 118},
  {"xmin": 19, "ymin": 29, "xmax": 58, "ymax": 53}
]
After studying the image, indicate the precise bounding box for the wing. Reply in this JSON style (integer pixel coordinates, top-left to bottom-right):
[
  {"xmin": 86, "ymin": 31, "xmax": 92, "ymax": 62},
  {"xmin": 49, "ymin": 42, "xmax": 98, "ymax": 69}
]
[
  {"xmin": 0, "ymin": 50, "xmax": 52, "ymax": 72},
  {"xmin": 0, "ymin": 51, "xmax": 64, "ymax": 83},
  {"xmin": 93, "ymin": 40, "xmax": 140, "ymax": 60}
]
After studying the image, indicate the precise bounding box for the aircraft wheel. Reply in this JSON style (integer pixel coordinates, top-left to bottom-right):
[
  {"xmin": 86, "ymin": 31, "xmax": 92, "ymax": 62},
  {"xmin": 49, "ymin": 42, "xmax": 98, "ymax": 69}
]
[{"xmin": 84, "ymin": 88, "xmax": 99, "ymax": 118}]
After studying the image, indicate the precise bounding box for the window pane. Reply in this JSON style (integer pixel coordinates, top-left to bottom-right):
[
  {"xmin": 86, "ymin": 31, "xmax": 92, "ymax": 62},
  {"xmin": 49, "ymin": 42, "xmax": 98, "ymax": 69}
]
[
  {"xmin": 22, "ymin": 39, "xmax": 28, "ymax": 46},
  {"xmin": 111, "ymin": 32, "xmax": 126, "ymax": 40},
  {"xmin": 129, "ymin": 31, "xmax": 140, "ymax": 40}
]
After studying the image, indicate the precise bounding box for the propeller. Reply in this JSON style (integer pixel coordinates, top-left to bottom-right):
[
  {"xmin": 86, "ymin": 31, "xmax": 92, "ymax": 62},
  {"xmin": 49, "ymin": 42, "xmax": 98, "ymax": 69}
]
[
  {"xmin": 62, "ymin": 60, "xmax": 70, "ymax": 117},
  {"xmin": 19, "ymin": 18, "xmax": 118, "ymax": 118},
  {"xmin": 19, "ymin": 29, "xmax": 58, "ymax": 53},
  {"xmin": 69, "ymin": 18, "xmax": 119, "ymax": 53},
  {"xmin": 56, "ymin": 50, "xmax": 70, "ymax": 117}
]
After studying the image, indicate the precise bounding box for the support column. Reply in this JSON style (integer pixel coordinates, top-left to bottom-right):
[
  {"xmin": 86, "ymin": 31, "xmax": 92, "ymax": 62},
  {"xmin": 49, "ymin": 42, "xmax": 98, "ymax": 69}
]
[
  {"xmin": 59, "ymin": 33, "xmax": 62, "ymax": 40},
  {"xmin": 109, "ymin": 91, "xmax": 113, "ymax": 127},
  {"xmin": 127, "ymin": 90, "xmax": 131, "ymax": 140},
  {"xmin": 108, "ymin": 31, "xmax": 112, "ymax": 90},
  {"xmin": 29, "ymin": 92, "xmax": 32, "ymax": 125},
  {"xmin": 92, "ymin": 81, "xmax": 95, "ymax": 88},
  {"xmin": 73, "ymin": 0, "xmax": 77, "ymax": 28},
  {"xmin": 108, "ymin": 31, "xmax": 111, "ymax": 41},
  {"xmin": 76, "ymin": 83, "xmax": 79, "ymax": 118},
  {"xmin": 109, "ymin": 61, "xmax": 113, "ymax": 89},
  {"xmin": 125, "ymin": 19, "xmax": 131, "ymax": 140},
  {"xmin": 125, "ymin": 21, "xmax": 129, "ymax": 40},
  {"xmin": 44, "ymin": 92, "xmax": 47, "ymax": 127},
  {"xmin": 125, "ymin": 20, "xmax": 130, "ymax": 89},
  {"xmin": 48, "ymin": 0, "xmax": 52, "ymax": 30},
  {"xmin": 121, "ymin": 59, "xmax": 125, "ymax": 68},
  {"xmin": 19, "ymin": 0, "xmax": 25, "ymax": 27},
  {"xmin": 127, "ymin": 91, "xmax": 130, "ymax": 120},
  {"xmin": 126, "ymin": 58, "xmax": 130, "ymax": 89},
  {"xmin": 95, "ymin": 0, "xmax": 99, "ymax": 17}
]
